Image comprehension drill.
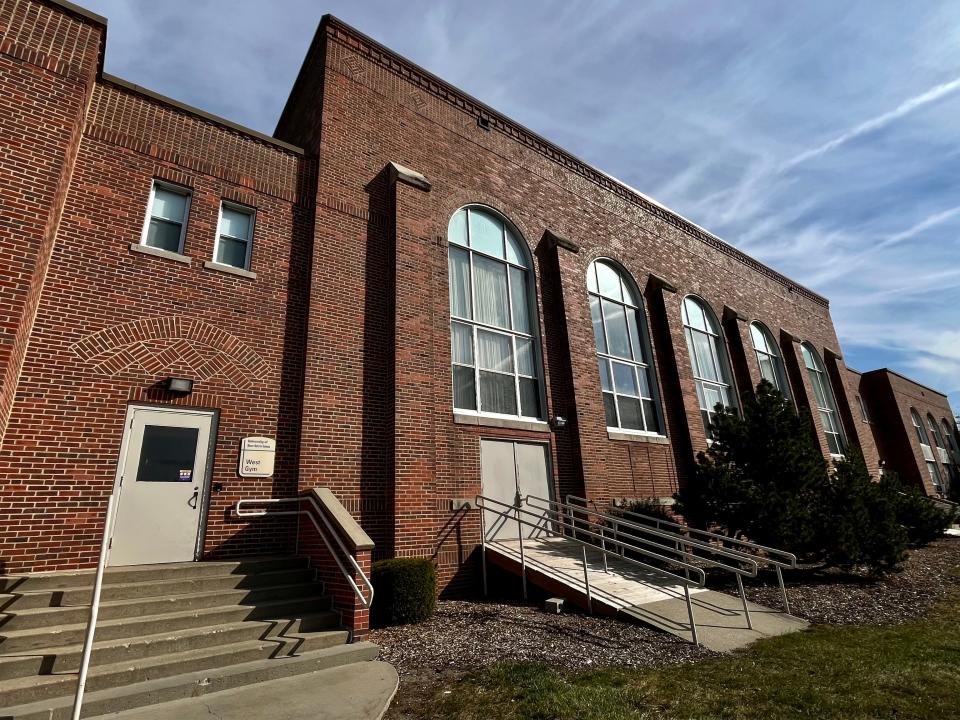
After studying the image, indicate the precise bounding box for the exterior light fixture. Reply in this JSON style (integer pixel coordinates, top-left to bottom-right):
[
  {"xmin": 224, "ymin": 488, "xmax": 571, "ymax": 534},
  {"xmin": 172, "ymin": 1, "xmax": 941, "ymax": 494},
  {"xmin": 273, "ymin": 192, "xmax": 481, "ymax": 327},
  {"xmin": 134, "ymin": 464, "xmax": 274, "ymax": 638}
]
[
  {"xmin": 164, "ymin": 376, "xmax": 194, "ymax": 394},
  {"xmin": 550, "ymin": 415, "xmax": 567, "ymax": 430}
]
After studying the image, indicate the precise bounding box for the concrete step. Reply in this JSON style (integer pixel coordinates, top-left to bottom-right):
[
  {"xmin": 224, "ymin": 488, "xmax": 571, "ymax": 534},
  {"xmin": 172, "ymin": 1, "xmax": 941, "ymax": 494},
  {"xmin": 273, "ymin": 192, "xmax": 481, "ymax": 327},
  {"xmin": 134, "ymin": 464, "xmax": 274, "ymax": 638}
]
[
  {"xmin": 0, "ymin": 630, "xmax": 353, "ymax": 707},
  {"xmin": 3, "ymin": 642, "xmax": 380, "ymax": 720},
  {"xmin": 0, "ymin": 597, "xmax": 337, "ymax": 653},
  {"xmin": 0, "ymin": 557, "xmax": 308, "ymax": 593},
  {"xmin": 0, "ymin": 582, "xmax": 323, "ymax": 631},
  {"xmin": 0, "ymin": 567, "xmax": 316, "ymax": 610},
  {"xmin": 0, "ymin": 616, "xmax": 348, "ymax": 681}
]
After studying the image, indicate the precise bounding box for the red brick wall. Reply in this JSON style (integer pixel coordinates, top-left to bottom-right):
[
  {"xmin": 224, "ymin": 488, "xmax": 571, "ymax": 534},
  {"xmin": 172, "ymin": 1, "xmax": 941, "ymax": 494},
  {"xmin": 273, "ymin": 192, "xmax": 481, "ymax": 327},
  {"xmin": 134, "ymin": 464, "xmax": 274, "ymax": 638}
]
[
  {"xmin": 0, "ymin": 73, "xmax": 311, "ymax": 572},
  {"xmin": 0, "ymin": 0, "xmax": 102, "ymax": 448},
  {"xmin": 274, "ymin": 18, "xmax": 883, "ymax": 593},
  {"xmin": 860, "ymin": 369, "xmax": 958, "ymax": 496}
]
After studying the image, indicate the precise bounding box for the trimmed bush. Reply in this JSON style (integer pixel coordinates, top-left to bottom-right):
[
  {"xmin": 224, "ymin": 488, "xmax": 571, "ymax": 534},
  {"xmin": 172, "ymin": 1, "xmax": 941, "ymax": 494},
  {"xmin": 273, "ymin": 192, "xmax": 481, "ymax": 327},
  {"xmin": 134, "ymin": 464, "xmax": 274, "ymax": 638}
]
[
  {"xmin": 371, "ymin": 557, "xmax": 436, "ymax": 627},
  {"xmin": 888, "ymin": 476, "xmax": 957, "ymax": 545}
]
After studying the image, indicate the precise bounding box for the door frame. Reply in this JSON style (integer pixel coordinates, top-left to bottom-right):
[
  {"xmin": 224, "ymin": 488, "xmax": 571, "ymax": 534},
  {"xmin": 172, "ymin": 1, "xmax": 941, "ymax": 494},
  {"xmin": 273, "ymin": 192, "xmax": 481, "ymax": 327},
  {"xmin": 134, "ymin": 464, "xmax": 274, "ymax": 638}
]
[
  {"xmin": 109, "ymin": 402, "xmax": 220, "ymax": 562},
  {"xmin": 478, "ymin": 437, "xmax": 556, "ymax": 539}
]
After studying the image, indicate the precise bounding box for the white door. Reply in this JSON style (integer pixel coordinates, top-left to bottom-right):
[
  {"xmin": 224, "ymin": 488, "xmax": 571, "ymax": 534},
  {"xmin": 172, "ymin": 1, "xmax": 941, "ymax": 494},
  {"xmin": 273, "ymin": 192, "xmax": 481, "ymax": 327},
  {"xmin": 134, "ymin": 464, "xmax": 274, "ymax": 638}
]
[
  {"xmin": 480, "ymin": 439, "xmax": 552, "ymax": 542},
  {"xmin": 108, "ymin": 406, "xmax": 215, "ymax": 566}
]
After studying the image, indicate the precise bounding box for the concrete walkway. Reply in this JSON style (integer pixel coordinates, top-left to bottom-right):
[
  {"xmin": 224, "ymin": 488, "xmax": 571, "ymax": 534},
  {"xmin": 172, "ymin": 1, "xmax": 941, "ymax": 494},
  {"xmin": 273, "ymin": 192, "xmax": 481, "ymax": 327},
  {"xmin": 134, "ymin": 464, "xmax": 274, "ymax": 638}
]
[{"xmin": 97, "ymin": 661, "xmax": 398, "ymax": 720}]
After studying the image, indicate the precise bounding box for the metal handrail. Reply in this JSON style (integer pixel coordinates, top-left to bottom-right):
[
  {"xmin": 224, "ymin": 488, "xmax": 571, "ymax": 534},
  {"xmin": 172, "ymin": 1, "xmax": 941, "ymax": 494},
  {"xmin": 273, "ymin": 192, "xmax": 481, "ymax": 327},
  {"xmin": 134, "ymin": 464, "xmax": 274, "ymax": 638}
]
[
  {"xmin": 476, "ymin": 494, "xmax": 705, "ymax": 645},
  {"xmin": 71, "ymin": 493, "xmax": 117, "ymax": 720},
  {"xmin": 235, "ymin": 496, "xmax": 373, "ymax": 609},
  {"xmin": 528, "ymin": 495, "xmax": 759, "ymax": 577},
  {"xmin": 568, "ymin": 494, "xmax": 797, "ymax": 614}
]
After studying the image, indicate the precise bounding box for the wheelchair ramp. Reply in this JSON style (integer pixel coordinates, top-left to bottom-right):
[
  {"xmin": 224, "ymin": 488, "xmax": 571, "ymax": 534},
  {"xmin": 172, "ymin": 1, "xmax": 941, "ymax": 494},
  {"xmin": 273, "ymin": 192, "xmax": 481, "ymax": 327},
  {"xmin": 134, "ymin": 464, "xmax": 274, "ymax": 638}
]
[{"xmin": 486, "ymin": 536, "xmax": 807, "ymax": 652}]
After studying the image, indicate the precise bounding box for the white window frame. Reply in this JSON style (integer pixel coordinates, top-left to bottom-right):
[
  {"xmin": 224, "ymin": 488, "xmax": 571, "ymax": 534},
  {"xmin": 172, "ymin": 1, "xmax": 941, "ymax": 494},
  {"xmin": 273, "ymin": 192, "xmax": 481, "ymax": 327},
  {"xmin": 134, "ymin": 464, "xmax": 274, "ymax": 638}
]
[
  {"xmin": 587, "ymin": 259, "xmax": 664, "ymax": 437},
  {"xmin": 749, "ymin": 321, "xmax": 791, "ymax": 399},
  {"xmin": 140, "ymin": 180, "xmax": 192, "ymax": 254},
  {"xmin": 682, "ymin": 296, "xmax": 737, "ymax": 440},
  {"xmin": 801, "ymin": 343, "xmax": 846, "ymax": 458},
  {"xmin": 448, "ymin": 206, "xmax": 546, "ymax": 422},
  {"xmin": 212, "ymin": 201, "xmax": 256, "ymax": 271}
]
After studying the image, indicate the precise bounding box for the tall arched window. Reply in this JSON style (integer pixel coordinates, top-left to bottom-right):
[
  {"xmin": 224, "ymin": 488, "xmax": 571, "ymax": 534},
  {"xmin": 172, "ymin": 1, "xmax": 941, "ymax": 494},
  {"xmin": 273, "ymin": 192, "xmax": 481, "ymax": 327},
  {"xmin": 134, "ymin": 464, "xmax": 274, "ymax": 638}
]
[
  {"xmin": 911, "ymin": 409, "xmax": 930, "ymax": 448},
  {"xmin": 749, "ymin": 322, "xmax": 791, "ymax": 399},
  {"xmin": 682, "ymin": 296, "xmax": 736, "ymax": 437},
  {"xmin": 942, "ymin": 419, "xmax": 959, "ymax": 456},
  {"xmin": 801, "ymin": 343, "xmax": 846, "ymax": 456},
  {"xmin": 447, "ymin": 206, "xmax": 543, "ymax": 419},
  {"xmin": 587, "ymin": 259, "xmax": 662, "ymax": 434},
  {"xmin": 927, "ymin": 414, "xmax": 947, "ymax": 456}
]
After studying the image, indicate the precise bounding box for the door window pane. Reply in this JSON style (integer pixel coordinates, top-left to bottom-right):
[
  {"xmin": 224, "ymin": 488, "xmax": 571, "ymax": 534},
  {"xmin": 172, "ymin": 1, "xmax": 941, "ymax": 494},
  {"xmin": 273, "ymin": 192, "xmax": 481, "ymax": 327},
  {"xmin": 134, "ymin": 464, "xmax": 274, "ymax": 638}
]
[
  {"xmin": 449, "ymin": 247, "xmax": 472, "ymax": 319},
  {"xmin": 137, "ymin": 425, "xmax": 199, "ymax": 482},
  {"xmin": 480, "ymin": 371, "xmax": 517, "ymax": 415},
  {"xmin": 474, "ymin": 255, "xmax": 509, "ymax": 328}
]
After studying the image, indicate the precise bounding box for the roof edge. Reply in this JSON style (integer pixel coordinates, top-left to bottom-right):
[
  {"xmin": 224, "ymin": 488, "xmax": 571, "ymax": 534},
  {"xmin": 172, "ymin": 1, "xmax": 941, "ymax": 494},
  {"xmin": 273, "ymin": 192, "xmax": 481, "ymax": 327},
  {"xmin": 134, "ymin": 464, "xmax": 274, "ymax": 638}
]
[
  {"xmin": 45, "ymin": 0, "xmax": 106, "ymax": 28},
  {"xmin": 101, "ymin": 74, "xmax": 305, "ymax": 156},
  {"xmin": 320, "ymin": 15, "xmax": 830, "ymax": 308},
  {"xmin": 862, "ymin": 367, "xmax": 951, "ymax": 400}
]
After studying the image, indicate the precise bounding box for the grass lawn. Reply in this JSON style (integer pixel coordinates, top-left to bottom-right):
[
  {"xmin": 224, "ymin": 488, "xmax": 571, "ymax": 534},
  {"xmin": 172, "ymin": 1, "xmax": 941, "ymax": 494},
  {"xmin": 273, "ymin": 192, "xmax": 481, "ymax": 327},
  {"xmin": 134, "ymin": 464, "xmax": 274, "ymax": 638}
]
[{"xmin": 413, "ymin": 577, "xmax": 960, "ymax": 719}]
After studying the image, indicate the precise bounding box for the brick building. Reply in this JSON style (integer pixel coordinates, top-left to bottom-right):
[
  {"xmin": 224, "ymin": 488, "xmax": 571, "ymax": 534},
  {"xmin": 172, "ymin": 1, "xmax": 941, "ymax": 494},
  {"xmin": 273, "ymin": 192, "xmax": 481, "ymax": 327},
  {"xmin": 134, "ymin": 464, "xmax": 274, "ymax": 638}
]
[{"xmin": 0, "ymin": 0, "xmax": 956, "ymax": 601}]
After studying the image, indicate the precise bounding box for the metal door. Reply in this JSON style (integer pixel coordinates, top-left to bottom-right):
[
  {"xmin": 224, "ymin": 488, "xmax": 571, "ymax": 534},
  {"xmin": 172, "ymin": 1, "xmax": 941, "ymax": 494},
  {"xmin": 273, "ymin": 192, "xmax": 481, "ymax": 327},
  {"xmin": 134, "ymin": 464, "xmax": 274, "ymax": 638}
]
[
  {"xmin": 108, "ymin": 406, "xmax": 215, "ymax": 566},
  {"xmin": 480, "ymin": 439, "xmax": 551, "ymax": 541}
]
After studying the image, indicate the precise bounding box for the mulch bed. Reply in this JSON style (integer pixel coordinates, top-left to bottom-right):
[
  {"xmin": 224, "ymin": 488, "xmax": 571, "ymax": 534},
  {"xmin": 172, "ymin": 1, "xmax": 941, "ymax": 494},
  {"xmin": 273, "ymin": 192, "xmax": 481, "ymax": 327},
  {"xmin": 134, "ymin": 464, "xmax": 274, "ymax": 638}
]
[
  {"xmin": 740, "ymin": 536, "xmax": 960, "ymax": 626},
  {"xmin": 373, "ymin": 537, "xmax": 960, "ymax": 681}
]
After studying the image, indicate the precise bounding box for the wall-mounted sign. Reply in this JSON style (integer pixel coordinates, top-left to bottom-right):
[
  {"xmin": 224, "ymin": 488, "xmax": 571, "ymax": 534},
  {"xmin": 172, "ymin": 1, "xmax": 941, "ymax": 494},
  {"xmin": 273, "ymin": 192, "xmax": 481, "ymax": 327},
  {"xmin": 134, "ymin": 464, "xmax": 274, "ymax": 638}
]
[{"xmin": 239, "ymin": 436, "xmax": 276, "ymax": 478}]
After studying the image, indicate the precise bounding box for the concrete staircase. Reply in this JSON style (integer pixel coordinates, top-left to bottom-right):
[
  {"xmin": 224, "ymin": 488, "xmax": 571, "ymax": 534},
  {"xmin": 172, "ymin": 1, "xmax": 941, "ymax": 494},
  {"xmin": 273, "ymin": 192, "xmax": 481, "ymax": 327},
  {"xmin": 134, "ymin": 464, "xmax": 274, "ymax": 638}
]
[{"xmin": 0, "ymin": 557, "xmax": 378, "ymax": 719}]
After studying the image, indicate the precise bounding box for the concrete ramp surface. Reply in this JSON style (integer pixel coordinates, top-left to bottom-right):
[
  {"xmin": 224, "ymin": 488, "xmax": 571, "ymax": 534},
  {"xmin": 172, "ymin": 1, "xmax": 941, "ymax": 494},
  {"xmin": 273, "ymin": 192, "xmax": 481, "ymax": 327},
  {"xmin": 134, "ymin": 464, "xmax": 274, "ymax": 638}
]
[{"xmin": 486, "ymin": 536, "xmax": 808, "ymax": 652}]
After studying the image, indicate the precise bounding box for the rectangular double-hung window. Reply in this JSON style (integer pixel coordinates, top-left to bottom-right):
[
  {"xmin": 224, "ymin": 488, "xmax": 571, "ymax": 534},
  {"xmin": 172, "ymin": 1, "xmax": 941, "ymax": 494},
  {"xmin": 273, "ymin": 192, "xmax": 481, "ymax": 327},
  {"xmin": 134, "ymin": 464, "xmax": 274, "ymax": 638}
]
[
  {"xmin": 214, "ymin": 203, "xmax": 255, "ymax": 270},
  {"xmin": 142, "ymin": 181, "xmax": 191, "ymax": 253}
]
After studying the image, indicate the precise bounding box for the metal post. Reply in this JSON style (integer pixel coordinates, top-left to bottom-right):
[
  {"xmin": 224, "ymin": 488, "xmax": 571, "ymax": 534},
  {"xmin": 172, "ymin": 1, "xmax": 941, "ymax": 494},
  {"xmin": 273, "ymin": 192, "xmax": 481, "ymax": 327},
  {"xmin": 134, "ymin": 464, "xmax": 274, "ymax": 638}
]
[
  {"xmin": 516, "ymin": 505, "xmax": 528, "ymax": 601},
  {"xmin": 736, "ymin": 574, "xmax": 753, "ymax": 630},
  {"xmin": 72, "ymin": 494, "xmax": 116, "ymax": 720},
  {"xmin": 479, "ymin": 499, "xmax": 488, "ymax": 597},
  {"xmin": 776, "ymin": 565, "xmax": 791, "ymax": 615},
  {"xmin": 600, "ymin": 524, "xmax": 609, "ymax": 573},
  {"xmin": 684, "ymin": 583, "xmax": 699, "ymax": 647},
  {"xmin": 581, "ymin": 545, "xmax": 593, "ymax": 614}
]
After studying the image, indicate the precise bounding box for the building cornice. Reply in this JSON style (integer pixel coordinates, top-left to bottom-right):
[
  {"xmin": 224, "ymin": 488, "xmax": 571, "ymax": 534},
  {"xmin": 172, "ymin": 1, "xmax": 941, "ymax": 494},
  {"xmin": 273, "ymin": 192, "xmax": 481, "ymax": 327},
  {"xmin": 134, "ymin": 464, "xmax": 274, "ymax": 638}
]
[{"xmin": 321, "ymin": 15, "xmax": 830, "ymax": 309}]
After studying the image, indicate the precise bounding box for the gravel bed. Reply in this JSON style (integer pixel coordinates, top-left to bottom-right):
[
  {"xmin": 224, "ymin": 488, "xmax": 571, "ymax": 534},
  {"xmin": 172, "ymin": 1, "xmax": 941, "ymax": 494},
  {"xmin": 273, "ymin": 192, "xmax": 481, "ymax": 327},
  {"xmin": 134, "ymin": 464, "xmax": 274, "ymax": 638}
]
[
  {"xmin": 371, "ymin": 599, "xmax": 718, "ymax": 676},
  {"xmin": 738, "ymin": 536, "xmax": 960, "ymax": 626},
  {"xmin": 373, "ymin": 537, "xmax": 960, "ymax": 678}
]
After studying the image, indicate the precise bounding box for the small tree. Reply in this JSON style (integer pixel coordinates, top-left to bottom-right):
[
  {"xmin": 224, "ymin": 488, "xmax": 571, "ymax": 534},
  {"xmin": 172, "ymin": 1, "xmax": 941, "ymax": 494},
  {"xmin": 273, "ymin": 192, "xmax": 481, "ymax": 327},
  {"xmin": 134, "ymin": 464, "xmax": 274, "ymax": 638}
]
[{"xmin": 675, "ymin": 380, "xmax": 935, "ymax": 574}]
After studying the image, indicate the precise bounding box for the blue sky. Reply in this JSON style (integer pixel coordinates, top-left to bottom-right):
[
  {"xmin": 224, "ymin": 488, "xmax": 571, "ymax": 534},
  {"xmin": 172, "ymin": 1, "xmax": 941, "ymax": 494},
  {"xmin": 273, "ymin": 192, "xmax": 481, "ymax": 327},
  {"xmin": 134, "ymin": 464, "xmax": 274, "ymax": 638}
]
[{"xmin": 82, "ymin": 1, "xmax": 960, "ymax": 412}]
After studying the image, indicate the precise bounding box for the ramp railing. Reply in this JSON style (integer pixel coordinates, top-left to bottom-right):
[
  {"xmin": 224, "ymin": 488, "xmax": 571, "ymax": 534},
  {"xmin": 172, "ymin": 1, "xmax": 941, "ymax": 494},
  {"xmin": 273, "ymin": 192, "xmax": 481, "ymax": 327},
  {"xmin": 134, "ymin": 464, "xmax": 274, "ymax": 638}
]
[
  {"xmin": 477, "ymin": 493, "xmax": 707, "ymax": 644},
  {"xmin": 568, "ymin": 494, "xmax": 797, "ymax": 614},
  {"xmin": 526, "ymin": 495, "xmax": 761, "ymax": 629}
]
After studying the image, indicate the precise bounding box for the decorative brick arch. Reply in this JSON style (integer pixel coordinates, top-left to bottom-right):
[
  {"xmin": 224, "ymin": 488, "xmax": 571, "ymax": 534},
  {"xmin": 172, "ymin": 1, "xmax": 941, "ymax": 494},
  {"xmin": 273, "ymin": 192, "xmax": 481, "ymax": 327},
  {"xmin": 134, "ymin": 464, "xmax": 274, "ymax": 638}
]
[{"xmin": 70, "ymin": 316, "xmax": 270, "ymax": 389}]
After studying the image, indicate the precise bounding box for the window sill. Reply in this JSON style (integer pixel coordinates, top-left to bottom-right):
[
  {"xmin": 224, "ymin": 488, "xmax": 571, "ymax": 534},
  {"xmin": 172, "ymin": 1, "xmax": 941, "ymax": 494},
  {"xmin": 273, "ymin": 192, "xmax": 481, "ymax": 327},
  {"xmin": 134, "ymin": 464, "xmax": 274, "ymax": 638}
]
[
  {"xmin": 453, "ymin": 412, "xmax": 550, "ymax": 432},
  {"xmin": 607, "ymin": 429, "xmax": 669, "ymax": 444},
  {"xmin": 129, "ymin": 243, "xmax": 191, "ymax": 265},
  {"xmin": 203, "ymin": 260, "xmax": 257, "ymax": 279}
]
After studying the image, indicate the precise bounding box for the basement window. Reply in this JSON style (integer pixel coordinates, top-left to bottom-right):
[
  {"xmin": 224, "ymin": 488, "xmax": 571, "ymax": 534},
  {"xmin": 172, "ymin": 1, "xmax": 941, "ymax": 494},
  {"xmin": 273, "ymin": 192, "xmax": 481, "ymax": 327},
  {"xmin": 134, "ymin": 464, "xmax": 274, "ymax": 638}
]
[{"xmin": 141, "ymin": 181, "xmax": 191, "ymax": 254}]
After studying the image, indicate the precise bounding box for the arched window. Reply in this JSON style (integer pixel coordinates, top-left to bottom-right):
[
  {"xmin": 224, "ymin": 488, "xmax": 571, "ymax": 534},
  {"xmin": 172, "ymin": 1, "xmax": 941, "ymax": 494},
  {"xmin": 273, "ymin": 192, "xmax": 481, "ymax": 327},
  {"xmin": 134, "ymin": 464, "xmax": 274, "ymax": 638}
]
[
  {"xmin": 749, "ymin": 322, "xmax": 791, "ymax": 399},
  {"xmin": 682, "ymin": 296, "xmax": 736, "ymax": 437},
  {"xmin": 587, "ymin": 259, "xmax": 662, "ymax": 434},
  {"xmin": 927, "ymin": 414, "xmax": 947, "ymax": 454},
  {"xmin": 911, "ymin": 409, "xmax": 930, "ymax": 448},
  {"xmin": 447, "ymin": 206, "xmax": 543, "ymax": 419},
  {"xmin": 942, "ymin": 419, "xmax": 959, "ymax": 455},
  {"xmin": 801, "ymin": 343, "xmax": 846, "ymax": 456}
]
